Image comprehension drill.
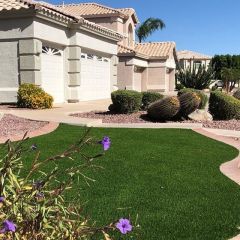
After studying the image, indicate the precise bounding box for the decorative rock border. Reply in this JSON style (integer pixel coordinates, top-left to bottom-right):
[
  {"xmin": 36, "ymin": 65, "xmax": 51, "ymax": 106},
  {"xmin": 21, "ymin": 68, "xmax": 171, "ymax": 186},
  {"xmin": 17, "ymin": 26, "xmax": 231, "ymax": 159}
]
[{"xmin": 0, "ymin": 122, "xmax": 59, "ymax": 144}]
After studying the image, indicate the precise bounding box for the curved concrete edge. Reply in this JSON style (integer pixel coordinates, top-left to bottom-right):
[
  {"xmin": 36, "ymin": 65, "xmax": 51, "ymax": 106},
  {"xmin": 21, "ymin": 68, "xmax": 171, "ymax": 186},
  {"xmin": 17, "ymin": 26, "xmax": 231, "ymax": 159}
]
[
  {"xmin": 0, "ymin": 122, "xmax": 59, "ymax": 144},
  {"xmin": 87, "ymin": 122, "xmax": 203, "ymax": 129},
  {"xmin": 194, "ymin": 128, "xmax": 240, "ymax": 240}
]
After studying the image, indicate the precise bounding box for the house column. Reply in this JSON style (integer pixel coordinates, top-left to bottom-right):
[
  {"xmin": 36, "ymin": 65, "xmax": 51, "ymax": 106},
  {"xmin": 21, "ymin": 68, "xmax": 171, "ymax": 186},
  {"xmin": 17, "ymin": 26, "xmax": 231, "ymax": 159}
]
[
  {"xmin": 18, "ymin": 39, "xmax": 42, "ymax": 85},
  {"xmin": 66, "ymin": 45, "xmax": 81, "ymax": 103},
  {"xmin": 110, "ymin": 55, "xmax": 118, "ymax": 91}
]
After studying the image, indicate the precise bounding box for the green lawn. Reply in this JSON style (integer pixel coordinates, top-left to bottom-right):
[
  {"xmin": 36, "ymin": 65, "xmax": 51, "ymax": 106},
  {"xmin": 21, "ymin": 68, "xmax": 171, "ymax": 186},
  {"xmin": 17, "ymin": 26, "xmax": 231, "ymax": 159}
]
[{"xmin": 23, "ymin": 124, "xmax": 240, "ymax": 239}]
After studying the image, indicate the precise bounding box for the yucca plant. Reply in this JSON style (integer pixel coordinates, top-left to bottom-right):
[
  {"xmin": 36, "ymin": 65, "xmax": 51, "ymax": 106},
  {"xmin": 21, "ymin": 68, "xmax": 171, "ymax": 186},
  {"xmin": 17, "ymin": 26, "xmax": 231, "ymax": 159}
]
[{"xmin": 176, "ymin": 65, "xmax": 215, "ymax": 90}]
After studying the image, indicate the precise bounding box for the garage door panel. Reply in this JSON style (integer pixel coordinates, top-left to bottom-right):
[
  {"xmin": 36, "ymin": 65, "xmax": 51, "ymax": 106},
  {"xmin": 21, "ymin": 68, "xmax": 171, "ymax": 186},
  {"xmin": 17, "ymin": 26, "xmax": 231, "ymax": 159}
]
[
  {"xmin": 41, "ymin": 46, "xmax": 64, "ymax": 103},
  {"xmin": 80, "ymin": 54, "xmax": 111, "ymax": 101}
]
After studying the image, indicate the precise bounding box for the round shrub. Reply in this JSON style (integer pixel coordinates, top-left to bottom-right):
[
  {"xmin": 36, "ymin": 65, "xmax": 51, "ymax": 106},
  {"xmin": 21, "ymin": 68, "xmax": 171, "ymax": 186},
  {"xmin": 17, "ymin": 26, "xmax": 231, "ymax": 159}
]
[
  {"xmin": 142, "ymin": 92, "xmax": 164, "ymax": 110},
  {"xmin": 17, "ymin": 83, "xmax": 53, "ymax": 109},
  {"xmin": 178, "ymin": 88, "xmax": 208, "ymax": 109},
  {"xmin": 147, "ymin": 96, "xmax": 180, "ymax": 121},
  {"xmin": 178, "ymin": 92, "xmax": 201, "ymax": 118},
  {"xmin": 110, "ymin": 90, "xmax": 142, "ymax": 114},
  {"xmin": 233, "ymin": 89, "xmax": 240, "ymax": 100},
  {"xmin": 209, "ymin": 91, "xmax": 240, "ymax": 120}
]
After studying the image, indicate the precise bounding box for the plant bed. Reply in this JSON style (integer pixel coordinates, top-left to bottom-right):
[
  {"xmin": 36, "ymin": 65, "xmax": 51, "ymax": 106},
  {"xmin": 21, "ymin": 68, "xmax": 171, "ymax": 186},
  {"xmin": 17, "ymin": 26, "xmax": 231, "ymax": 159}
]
[
  {"xmin": 71, "ymin": 111, "xmax": 240, "ymax": 130},
  {"xmin": 0, "ymin": 114, "xmax": 48, "ymax": 137}
]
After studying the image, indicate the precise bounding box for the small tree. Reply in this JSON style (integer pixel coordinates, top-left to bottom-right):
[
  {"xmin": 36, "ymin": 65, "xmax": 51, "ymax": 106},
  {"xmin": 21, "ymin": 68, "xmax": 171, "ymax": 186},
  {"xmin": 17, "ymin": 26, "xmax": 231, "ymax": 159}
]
[
  {"xmin": 176, "ymin": 65, "xmax": 215, "ymax": 90},
  {"xmin": 221, "ymin": 68, "xmax": 240, "ymax": 92}
]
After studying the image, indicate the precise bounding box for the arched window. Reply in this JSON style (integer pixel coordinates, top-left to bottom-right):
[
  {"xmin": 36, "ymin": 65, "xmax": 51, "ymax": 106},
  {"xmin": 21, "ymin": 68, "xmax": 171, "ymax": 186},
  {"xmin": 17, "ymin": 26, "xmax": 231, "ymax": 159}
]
[{"xmin": 128, "ymin": 24, "xmax": 133, "ymax": 47}]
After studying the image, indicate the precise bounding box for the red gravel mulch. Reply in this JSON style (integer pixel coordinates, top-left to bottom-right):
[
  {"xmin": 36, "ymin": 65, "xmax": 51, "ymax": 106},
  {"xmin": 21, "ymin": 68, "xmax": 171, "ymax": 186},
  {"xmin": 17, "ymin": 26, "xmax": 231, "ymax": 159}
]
[
  {"xmin": 71, "ymin": 111, "xmax": 240, "ymax": 131},
  {"xmin": 0, "ymin": 114, "xmax": 48, "ymax": 137}
]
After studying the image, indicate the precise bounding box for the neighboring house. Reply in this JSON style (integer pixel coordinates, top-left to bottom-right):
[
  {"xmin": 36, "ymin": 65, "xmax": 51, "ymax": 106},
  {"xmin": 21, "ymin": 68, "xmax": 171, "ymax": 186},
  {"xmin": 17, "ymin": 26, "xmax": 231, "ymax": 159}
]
[
  {"xmin": 177, "ymin": 50, "xmax": 212, "ymax": 70},
  {"xmin": 0, "ymin": 0, "xmax": 122, "ymax": 103},
  {"xmin": 59, "ymin": 3, "xmax": 178, "ymax": 93}
]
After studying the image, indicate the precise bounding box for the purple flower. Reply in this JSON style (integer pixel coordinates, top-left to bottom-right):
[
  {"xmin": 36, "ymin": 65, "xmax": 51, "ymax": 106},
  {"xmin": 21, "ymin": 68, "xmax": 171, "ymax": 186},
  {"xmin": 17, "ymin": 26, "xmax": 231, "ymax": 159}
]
[
  {"xmin": 0, "ymin": 197, "xmax": 4, "ymax": 203},
  {"xmin": 116, "ymin": 218, "xmax": 132, "ymax": 235},
  {"xmin": 31, "ymin": 144, "xmax": 37, "ymax": 151},
  {"xmin": 101, "ymin": 136, "xmax": 111, "ymax": 151},
  {"xmin": 0, "ymin": 220, "xmax": 16, "ymax": 233}
]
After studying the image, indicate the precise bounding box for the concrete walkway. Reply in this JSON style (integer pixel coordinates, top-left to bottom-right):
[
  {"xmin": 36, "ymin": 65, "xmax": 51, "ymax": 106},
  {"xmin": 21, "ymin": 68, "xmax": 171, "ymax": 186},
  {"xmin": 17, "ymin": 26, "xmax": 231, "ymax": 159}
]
[{"xmin": 1, "ymin": 99, "xmax": 111, "ymax": 126}]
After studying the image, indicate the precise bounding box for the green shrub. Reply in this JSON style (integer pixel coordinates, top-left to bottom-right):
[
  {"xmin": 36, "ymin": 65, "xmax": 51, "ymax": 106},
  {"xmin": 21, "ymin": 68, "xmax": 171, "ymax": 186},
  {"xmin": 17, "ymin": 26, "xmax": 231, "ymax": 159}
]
[
  {"xmin": 178, "ymin": 88, "xmax": 208, "ymax": 109},
  {"xmin": 110, "ymin": 90, "xmax": 142, "ymax": 114},
  {"xmin": 17, "ymin": 83, "xmax": 53, "ymax": 109},
  {"xmin": 147, "ymin": 96, "xmax": 180, "ymax": 121},
  {"xmin": 175, "ymin": 83, "xmax": 185, "ymax": 91},
  {"xmin": 141, "ymin": 92, "xmax": 164, "ymax": 110},
  {"xmin": 233, "ymin": 89, "xmax": 240, "ymax": 100},
  {"xmin": 178, "ymin": 92, "xmax": 201, "ymax": 118},
  {"xmin": 209, "ymin": 91, "xmax": 240, "ymax": 120}
]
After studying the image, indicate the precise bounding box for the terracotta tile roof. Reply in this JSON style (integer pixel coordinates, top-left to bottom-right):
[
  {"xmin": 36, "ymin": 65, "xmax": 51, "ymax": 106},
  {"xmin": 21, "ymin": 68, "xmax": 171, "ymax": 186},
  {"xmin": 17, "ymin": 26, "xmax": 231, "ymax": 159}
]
[
  {"xmin": 118, "ymin": 42, "xmax": 176, "ymax": 59},
  {"xmin": 0, "ymin": 0, "xmax": 122, "ymax": 40},
  {"xmin": 58, "ymin": 3, "xmax": 126, "ymax": 17},
  {"xmin": 58, "ymin": 3, "xmax": 139, "ymax": 23},
  {"xmin": 0, "ymin": 0, "xmax": 31, "ymax": 11},
  {"xmin": 116, "ymin": 8, "xmax": 139, "ymax": 23},
  {"xmin": 177, "ymin": 50, "xmax": 212, "ymax": 60}
]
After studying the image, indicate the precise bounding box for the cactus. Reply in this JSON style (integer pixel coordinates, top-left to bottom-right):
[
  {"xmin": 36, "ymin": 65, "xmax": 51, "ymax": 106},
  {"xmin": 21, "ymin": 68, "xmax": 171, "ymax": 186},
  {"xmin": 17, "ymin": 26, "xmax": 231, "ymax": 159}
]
[
  {"xmin": 178, "ymin": 92, "xmax": 201, "ymax": 118},
  {"xmin": 147, "ymin": 96, "xmax": 180, "ymax": 121},
  {"xmin": 233, "ymin": 89, "xmax": 240, "ymax": 100}
]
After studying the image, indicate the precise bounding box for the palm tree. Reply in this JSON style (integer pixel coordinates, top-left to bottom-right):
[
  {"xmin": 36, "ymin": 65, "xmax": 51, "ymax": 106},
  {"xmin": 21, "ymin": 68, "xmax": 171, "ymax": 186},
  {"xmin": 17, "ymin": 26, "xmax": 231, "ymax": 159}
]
[{"xmin": 136, "ymin": 18, "xmax": 166, "ymax": 43}]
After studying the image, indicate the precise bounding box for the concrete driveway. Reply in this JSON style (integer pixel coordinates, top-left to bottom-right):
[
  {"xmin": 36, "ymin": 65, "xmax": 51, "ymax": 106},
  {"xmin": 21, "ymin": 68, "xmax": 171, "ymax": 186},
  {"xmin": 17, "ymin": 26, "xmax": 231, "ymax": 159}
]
[{"xmin": 1, "ymin": 99, "xmax": 111, "ymax": 126}]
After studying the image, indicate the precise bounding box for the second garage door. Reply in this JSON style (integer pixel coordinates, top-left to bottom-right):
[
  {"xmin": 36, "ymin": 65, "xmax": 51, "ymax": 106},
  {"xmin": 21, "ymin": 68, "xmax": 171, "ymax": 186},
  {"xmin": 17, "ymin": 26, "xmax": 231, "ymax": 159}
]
[{"xmin": 80, "ymin": 53, "xmax": 111, "ymax": 101}]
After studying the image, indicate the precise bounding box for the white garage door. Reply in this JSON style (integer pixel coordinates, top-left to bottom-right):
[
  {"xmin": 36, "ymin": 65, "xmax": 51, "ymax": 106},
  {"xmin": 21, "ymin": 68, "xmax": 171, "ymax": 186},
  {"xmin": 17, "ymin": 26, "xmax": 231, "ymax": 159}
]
[
  {"xmin": 80, "ymin": 53, "xmax": 111, "ymax": 101},
  {"xmin": 41, "ymin": 46, "xmax": 65, "ymax": 103}
]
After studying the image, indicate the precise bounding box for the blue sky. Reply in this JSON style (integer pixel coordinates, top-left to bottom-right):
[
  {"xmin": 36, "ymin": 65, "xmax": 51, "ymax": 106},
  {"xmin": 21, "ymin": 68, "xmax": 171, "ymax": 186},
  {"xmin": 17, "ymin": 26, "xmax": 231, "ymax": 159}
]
[{"xmin": 47, "ymin": 0, "xmax": 240, "ymax": 56}]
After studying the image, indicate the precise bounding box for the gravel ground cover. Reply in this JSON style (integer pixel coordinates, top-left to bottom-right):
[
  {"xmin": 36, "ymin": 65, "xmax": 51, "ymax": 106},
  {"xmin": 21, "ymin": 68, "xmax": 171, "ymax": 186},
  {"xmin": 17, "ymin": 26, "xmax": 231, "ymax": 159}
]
[
  {"xmin": 71, "ymin": 111, "xmax": 240, "ymax": 130},
  {"xmin": 0, "ymin": 114, "xmax": 48, "ymax": 137}
]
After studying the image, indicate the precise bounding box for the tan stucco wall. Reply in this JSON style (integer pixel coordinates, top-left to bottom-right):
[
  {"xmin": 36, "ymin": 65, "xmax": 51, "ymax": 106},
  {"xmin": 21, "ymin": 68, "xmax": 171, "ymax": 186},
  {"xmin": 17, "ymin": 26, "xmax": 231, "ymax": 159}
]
[
  {"xmin": 117, "ymin": 59, "xmax": 134, "ymax": 90},
  {"xmin": 0, "ymin": 16, "xmax": 35, "ymax": 102},
  {"xmin": 147, "ymin": 67, "xmax": 166, "ymax": 91}
]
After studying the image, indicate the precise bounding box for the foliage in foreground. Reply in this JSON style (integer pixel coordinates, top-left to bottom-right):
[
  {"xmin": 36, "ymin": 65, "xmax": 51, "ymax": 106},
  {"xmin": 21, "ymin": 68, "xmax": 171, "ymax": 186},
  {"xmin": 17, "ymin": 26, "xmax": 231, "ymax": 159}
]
[
  {"xmin": 176, "ymin": 65, "xmax": 215, "ymax": 90},
  {"xmin": 209, "ymin": 91, "xmax": 240, "ymax": 120},
  {"xmin": 17, "ymin": 83, "xmax": 53, "ymax": 109},
  {"xmin": 0, "ymin": 130, "xmax": 137, "ymax": 239}
]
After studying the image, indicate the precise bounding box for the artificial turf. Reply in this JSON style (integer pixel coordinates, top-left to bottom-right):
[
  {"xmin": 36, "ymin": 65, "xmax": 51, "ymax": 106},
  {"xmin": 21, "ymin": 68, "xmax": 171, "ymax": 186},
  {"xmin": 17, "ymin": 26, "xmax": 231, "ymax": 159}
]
[{"xmin": 22, "ymin": 124, "xmax": 240, "ymax": 239}]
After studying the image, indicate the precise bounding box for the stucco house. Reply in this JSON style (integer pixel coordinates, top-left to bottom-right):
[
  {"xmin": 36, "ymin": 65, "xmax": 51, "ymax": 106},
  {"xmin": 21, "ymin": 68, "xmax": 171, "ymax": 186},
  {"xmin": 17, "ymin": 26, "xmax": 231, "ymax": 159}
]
[
  {"xmin": 0, "ymin": 0, "xmax": 122, "ymax": 103},
  {"xmin": 60, "ymin": 3, "xmax": 178, "ymax": 93},
  {"xmin": 0, "ymin": 0, "xmax": 177, "ymax": 104},
  {"xmin": 177, "ymin": 50, "xmax": 212, "ymax": 70}
]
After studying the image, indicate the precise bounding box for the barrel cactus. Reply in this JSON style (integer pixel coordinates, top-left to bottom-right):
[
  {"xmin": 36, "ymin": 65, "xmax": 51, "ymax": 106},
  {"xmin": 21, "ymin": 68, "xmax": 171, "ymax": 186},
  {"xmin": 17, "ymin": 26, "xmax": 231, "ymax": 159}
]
[
  {"xmin": 178, "ymin": 92, "xmax": 201, "ymax": 118},
  {"xmin": 233, "ymin": 89, "xmax": 240, "ymax": 100},
  {"xmin": 147, "ymin": 96, "xmax": 180, "ymax": 121}
]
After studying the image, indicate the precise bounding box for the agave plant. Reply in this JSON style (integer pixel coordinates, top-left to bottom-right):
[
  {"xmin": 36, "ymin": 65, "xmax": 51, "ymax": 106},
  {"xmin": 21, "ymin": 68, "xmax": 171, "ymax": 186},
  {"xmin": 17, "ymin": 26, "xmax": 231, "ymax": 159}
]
[{"xmin": 176, "ymin": 64, "xmax": 215, "ymax": 90}]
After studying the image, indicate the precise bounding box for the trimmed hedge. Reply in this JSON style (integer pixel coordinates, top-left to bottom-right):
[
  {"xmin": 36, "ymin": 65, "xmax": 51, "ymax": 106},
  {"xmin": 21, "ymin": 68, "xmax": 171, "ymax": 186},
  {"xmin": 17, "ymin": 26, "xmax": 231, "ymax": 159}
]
[
  {"xmin": 141, "ymin": 92, "xmax": 164, "ymax": 110},
  {"xmin": 233, "ymin": 89, "xmax": 240, "ymax": 100},
  {"xmin": 110, "ymin": 90, "xmax": 142, "ymax": 114},
  {"xmin": 17, "ymin": 83, "xmax": 53, "ymax": 109},
  {"xmin": 209, "ymin": 91, "xmax": 240, "ymax": 120},
  {"xmin": 178, "ymin": 88, "xmax": 208, "ymax": 109}
]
